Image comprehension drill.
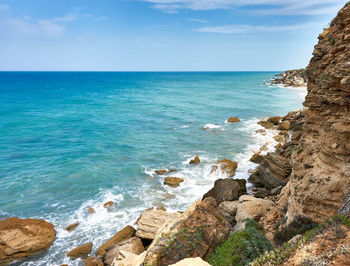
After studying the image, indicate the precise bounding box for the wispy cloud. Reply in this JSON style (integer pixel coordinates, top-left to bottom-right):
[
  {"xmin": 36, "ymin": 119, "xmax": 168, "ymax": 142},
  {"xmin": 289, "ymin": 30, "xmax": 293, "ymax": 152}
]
[
  {"xmin": 142, "ymin": 0, "xmax": 347, "ymax": 15},
  {"xmin": 195, "ymin": 21, "xmax": 328, "ymax": 34},
  {"xmin": 186, "ymin": 18, "xmax": 209, "ymax": 23}
]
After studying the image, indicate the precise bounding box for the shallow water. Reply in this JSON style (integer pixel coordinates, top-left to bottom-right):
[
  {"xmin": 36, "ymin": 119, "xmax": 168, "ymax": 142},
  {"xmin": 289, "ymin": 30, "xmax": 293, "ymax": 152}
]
[{"xmin": 0, "ymin": 72, "xmax": 304, "ymax": 265}]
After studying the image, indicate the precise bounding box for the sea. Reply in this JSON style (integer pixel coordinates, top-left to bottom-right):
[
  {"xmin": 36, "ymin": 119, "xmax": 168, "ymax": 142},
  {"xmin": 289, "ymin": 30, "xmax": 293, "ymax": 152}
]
[{"xmin": 0, "ymin": 72, "xmax": 306, "ymax": 265}]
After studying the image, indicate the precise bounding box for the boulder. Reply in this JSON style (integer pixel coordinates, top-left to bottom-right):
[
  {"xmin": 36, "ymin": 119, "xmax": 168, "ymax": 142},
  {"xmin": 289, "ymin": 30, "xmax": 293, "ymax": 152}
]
[
  {"xmin": 218, "ymin": 201, "xmax": 239, "ymax": 225},
  {"xmin": 168, "ymin": 169, "xmax": 177, "ymax": 173},
  {"xmin": 164, "ymin": 177, "xmax": 184, "ymax": 187},
  {"xmin": 273, "ymin": 134, "xmax": 286, "ymax": 143},
  {"xmin": 257, "ymin": 121, "xmax": 274, "ymax": 129},
  {"xmin": 65, "ymin": 222, "xmax": 79, "ymax": 232},
  {"xmin": 170, "ymin": 257, "xmax": 211, "ymax": 266},
  {"xmin": 83, "ymin": 256, "xmax": 103, "ymax": 266},
  {"xmin": 96, "ymin": 225, "xmax": 135, "ymax": 257},
  {"xmin": 136, "ymin": 208, "xmax": 181, "ymax": 240},
  {"xmin": 189, "ymin": 156, "xmax": 200, "ymax": 165},
  {"xmin": 235, "ymin": 195, "xmax": 276, "ymax": 223},
  {"xmin": 227, "ymin": 117, "xmax": 240, "ymax": 123},
  {"xmin": 278, "ymin": 121, "xmax": 291, "ymax": 130},
  {"xmin": 114, "ymin": 251, "xmax": 146, "ymax": 266},
  {"xmin": 253, "ymin": 188, "xmax": 270, "ymax": 198},
  {"xmin": 143, "ymin": 197, "xmax": 231, "ymax": 265},
  {"xmin": 250, "ymin": 153, "xmax": 264, "ymax": 164},
  {"xmin": 0, "ymin": 217, "xmax": 56, "ymax": 264},
  {"xmin": 104, "ymin": 237, "xmax": 144, "ymax": 266},
  {"xmin": 103, "ymin": 201, "xmax": 114, "ymax": 209},
  {"xmin": 203, "ymin": 178, "xmax": 246, "ymax": 205},
  {"xmin": 66, "ymin": 242, "xmax": 92, "ymax": 259},
  {"xmin": 248, "ymin": 152, "xmax": 291, "ymax": 189},
  {"xmin": 255, "ymin": 129, "xmax": 266, "ymax": 135},
  {"xmin": 210, "ymin": 159, "xmax": 238, "ymax": 177},
  {"xmin": 155, "ymin": 169, "xmax": 167, "ymax": 175},
  {"xmin": 88, "ymin": 207, "xmax": 95, "ymax": 214},
  {"xmin": 267, "ymin": 116, "xmax": 281, "ymax": 125}
]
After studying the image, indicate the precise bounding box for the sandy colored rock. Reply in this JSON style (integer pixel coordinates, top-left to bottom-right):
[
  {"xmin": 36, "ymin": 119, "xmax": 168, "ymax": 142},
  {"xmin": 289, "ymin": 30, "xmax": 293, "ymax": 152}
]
[
  {"xmin": 114, "ymin": 251, "xmax": 146, "ymax": 266},
  {"xmin": 278, "ymin": 120, "xmax": 290, "ymax": 130},
  {"xmin": 235, "ymin": 195, "xmax": 276, "ymax": 223},
  {"xmin": 218, "ymin": 200, "xmax": 239, "ymax": 224},
  {"xmin": 136, "ymin": 208, "xmax": 181, "ymax": 240},
  {"xmin": 211, "ymin": 159, "xmax": 238, "ymax": 177},
  {"xmin": 88, "ymin": 207, "xmax": 95, "ymax": 214},
  {"xmin": 96, "ymin": 225, "xmax": 135, "ymax": 257},
  {"xmin": 273, "ymin": 134, "xmax": 286, "ymax": 143},
  {"xmin": 271, "ymin": 69, "xmax": 307, "ymax": 87},
  {"xmin": 83, "ymin": 256, "xmax": 103, "ymax": 266},
  {"xmin": 103, "ymin": 201, "xmax": 114, "ymax": 208},
  {"xmin": 168, "ymin": 169, "xmax": 177, "ymax": 173},
  {"xmin": 189, "ymin": 156, "xmax": 200, "ymax": 165},
  {"xmin": 155, "ymin": 169, "xmax": 167, "ymax": 175},
  {"xmin": 164, "ymin": 177, "xmax": 184, "ymax": 187},
  {"xmin": 267, "ymin": 116, "xmax": 281, "ymax": 125},
  {"xmin": 0, "ymin": 217, "xmax": 56, "ymax": 264},
  {"xmin": 258, "ymin": 121, "xmax": 274, "ymax": 129},
  {"xmin": 203, "ymin": 178, "xmax": 246, "ymax": 204},
  {"xmin": 250, "ymin": 153, "xmax": 264, "ymax": 164},
  {"xmin": 227, "ymin": 116, "xmax": 240, "ymax": 123},
  {"xmin": 65, "ymin": 222, "xmax": 79, "ymax": 232},
  {"xmin": 255, "ymin": 129, "xmax": 267, "ymax": 135},
  {"xmin": 170, "ymin": 257, "xmax": 211, "ymax": 266},
  {"xmin": 260, "ymin": 143, "xmax": 269, "ymax": 151},
  {"xmin": 66, "ymin": 242, "xmax": 92, "ymax": 259}
]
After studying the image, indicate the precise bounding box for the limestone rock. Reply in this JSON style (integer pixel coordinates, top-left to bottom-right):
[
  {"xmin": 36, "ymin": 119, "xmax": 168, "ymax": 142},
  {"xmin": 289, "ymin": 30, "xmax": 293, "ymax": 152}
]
[
  {"xmin": 96, "ymin": 225, "xmax": 135, "ymax": 257},
  {"xmin": 227, "ymin": 117, "xmax": 240, "ymax": 123},
  {"xmin": 270, "ymin": 69, "xmax": 307, "ymax": 87},
  {"xmin": 210, "ymin": 159, "xmax": 238, "ymax": 177},
  {"xmin": 203, "ymin": 178, "xmax": 246, "ymax": 204},
  {"xmin": 103, "ymin": 201, "xmax": 114, "ymax": 209},
  {"xmin": 66, "ymin": 242, "xmax": 92, "ymax": 259},
  {"xmin": 267, "ymin": 116, "xmax": 281, "ymax": 125},
  {"xmin": 164, "ymin": 177, "xmax": 184, "ymax": 187},
  {"xmin": 114, "ymin": 251, "xmax": 146, "ymax": 266},
  {"xmin": 250, "ymin": 153, "xmax": 264, "ymax": 164},
  {"xmin": 169, "ymin": 257, "xmax": 211, "ymax": 266},
  {"xmin": 218, "ymin": 200, "xmax": 239, "ymax": 225},
  {"xmin": 273, "ymin": 134, "xmax": 286, "ymax": 143},
  {"xmin": 65, "ymin": 222, "xmax": 79, "ymax": 232},
  {"xmin": 235, "ymin": 195, "xmax": 276, "ymax": 223},
  {"xmin": 257, "ymin": 121, "xmax": 274, "ymax": 129},
  {"xmin": 136, "ymin": 208, "xmax": 181, "ymax": 240},
  {"xmin": 278, "ymin": 121, "xmax": 291, "ymax": 130},
  {"xmin": 83, "ymin": 256, "xmax": 103, "ymax": 266},
  {"xmin": 189, "ymin": 156, "xmax": 200, "ymax": 165},
  {"xmin": 0, "ymin": 217, "xmax": 56, "ymax": 264},
  {"xmin": 155, "ymin": 169, "xmax": 167, "ymax": 175}
]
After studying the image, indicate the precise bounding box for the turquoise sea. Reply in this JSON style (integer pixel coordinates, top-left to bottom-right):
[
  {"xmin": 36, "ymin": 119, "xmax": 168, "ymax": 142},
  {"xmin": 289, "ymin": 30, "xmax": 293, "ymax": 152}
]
[{"xmin": 0, "ymin": 72, "xmax": 305, "ymax": 265}]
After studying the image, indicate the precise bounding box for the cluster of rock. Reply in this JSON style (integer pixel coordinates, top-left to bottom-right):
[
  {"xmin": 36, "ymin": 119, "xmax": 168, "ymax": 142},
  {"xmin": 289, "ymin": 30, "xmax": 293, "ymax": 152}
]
[{"xmin": 270, "ymin": 68, "xmax": 307, "ymax": 87}]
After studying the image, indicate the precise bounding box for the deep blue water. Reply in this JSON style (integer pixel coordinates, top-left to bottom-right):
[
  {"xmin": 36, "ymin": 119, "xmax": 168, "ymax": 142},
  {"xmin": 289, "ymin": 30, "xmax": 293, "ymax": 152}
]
[{"xmin": 0, "ymin": 72, "xmax": 304, "ymax": 265}]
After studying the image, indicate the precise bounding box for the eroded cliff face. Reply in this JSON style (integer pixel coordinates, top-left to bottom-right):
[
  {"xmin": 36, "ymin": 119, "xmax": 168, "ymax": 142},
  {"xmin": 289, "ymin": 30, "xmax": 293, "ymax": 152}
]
[{"xmin": 281, "ymin": 3, "xmax": 350, "ymax": 224}]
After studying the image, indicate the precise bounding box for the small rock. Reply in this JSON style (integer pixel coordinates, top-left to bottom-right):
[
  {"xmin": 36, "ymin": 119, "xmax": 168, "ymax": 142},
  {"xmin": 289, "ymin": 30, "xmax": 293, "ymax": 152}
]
[
  {"xmin": 168, "ymin": 169, "xmax": 177, "ymax": 173},
  {"xmin": 103, "ymin": 201, "xmax": 114, "ymax": 209},
  {"xmin": 155, "ymin": 169, "xmax": 167, "ymax": 175},
  {"xmin": 275, "ymin": 143, "xmax": 282, "ymax": 149},
  {"xmin": 255, "ymin": 129, "xmax": 267, "ymax": 135},
  {"xmin": 88, "ymin": 207, "xmax": 95, "ymax": 214},
  {"xmin": 331, "ymin": 143, "xmax": 338, "ymax": 149},
  {"xmin": 189, "ymin": 156, "xmax": 200, "ymax": 165},
  {"xmin": 278, "ymin": 121, "xmax": 291, "ymax": 130},
  {"xmin": 267, "ymin": 116, "xmax": 281, "ymax": 125},
  {"xmin": 340, "ymin": 76, "xmax": 350, "ymax": 85},
  {"xmin": 164, "ymin": 177, "xmax": 184, "ymax": 187},
  {"xmin": 203, "ymin": 178, "xmax": 246, "ymax": 204},
  {"xmin": 65, "ymin": 222, "xmax": 79, "ymax": 232},
  {"xmin": 66, "ymin": 242, "xmax": 92, "ymax": 259},
  {"xmin": 227, "ymin": 117, "xmax": 240, "ymax": 123},
  {"xmin": 250, "ymin": 153, "xmax": 264, "ymax": 164}
]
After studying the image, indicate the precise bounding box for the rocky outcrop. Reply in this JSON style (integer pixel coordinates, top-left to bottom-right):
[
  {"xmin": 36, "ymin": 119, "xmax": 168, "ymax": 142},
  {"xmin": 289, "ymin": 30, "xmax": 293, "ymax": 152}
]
[
  {"xmin": 66, "ymin": 242, "xmax": 92, "ymax": 259},
  {"xmin": 189, "ymin": 156, "xmax": 200, "ymax": 165},
  {"xmin": 144, "ymin": 197, "xmax": 231, "ymax": 265},
  {"xmin": 203, "ymin": 178, "xmax": 246, "ymax": 204},
  {"xmin": 227, "ymin": 117, "xmax": 240, "ymax": 123},
  {"xmin": 280, "ymin": 3, "xmax": 350, "ymax": 224},
  {"xmin": 210, "ymin": 159, "xmax": 238, "ymax": 177},
  {"xmin": 270, "ymin": 69, "xmax": 307, "ymax": 87},
  {"xmin": 136, "ymin": 208, "xmax": 181, "ymax": 240},
  {"xmin": 0, "ymin": 217, "xmax": 56, "ymax": 264},
  {"xmin": 164, "ymin": 177, "xmax": 184, "ymax": 187}
]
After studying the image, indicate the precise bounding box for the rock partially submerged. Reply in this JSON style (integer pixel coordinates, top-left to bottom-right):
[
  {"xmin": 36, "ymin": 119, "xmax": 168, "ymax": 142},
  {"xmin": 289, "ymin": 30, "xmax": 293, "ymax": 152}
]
[
  {"xmin": 250, "ymin": 153, "xmax": 264, "ymax": 164},
  {"xmin": 65, "ymin": 222, "xmax": 79, "ymax": 232},
  {"xmin": 189, "ymin": 156, "xmax": 200, "ymax": 165},
  {"xmin": 211, "ymin": 159, "xmax": 238, "ymax": 177},
  {"xmin": 66, "ymin": 242, "xmax": 92, "ymax": 259},
  {"xmin": 0, "ymin": 217, "xmax": 56, "ymax": 264},
  {"xmin": 164, "ymin": 177, "xmax": 184, "ymax": 187},
  {"xmin": 257, "ymin": 121, "xmax": 274, "ymax": 129},
  {"xmin": 227, "ymin": 117, "xmax": 240, "ymax": 123},
  {"xmin": 203, "ymin": 178, "xmax": 246, "ymax": 205}
]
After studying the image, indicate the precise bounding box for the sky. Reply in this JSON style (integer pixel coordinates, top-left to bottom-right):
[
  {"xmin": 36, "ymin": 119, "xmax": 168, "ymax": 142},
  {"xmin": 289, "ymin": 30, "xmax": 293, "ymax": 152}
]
[{"xmin": 0, "ymin": 0, "xmax": 347, "ymax": 71}]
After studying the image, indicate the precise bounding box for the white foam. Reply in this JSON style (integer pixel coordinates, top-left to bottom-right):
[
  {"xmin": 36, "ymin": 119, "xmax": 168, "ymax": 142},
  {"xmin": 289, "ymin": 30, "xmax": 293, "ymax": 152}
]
[{"xmin": 204, "ymin": 123, "xmax": 221, "ymax": 129}]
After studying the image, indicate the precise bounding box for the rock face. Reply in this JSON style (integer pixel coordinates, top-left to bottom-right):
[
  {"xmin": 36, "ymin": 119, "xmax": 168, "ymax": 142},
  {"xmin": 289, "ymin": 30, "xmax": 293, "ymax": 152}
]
[
  {"xmin": 144, "ymin": 197, "xmax": 231, "ymax": 265},
  {"xmin": 0, "ymin": 218, "xmax": 56, "ymax": 264},
  {"xmin": 270, "ymin": 69, "xmax": 307, "ymax": 87},
  {"xmin": 66, "ymin": 242, "xmax": 92, "ymax": 259},
  {"xmin": 280, "ymin": 3, "xmax": 350, "ymax": 224},
  {"xmin": 96, "ymin": 225, "xmax": 135, "ymax": 257},
  {"xmin": 210, "ymin": 159, "xmax": 238, "ymax": 177},
  {"xmin": 203, "ymin": 178, "xmax": 246, "ymax": 204},
  {"xmin": 136, "ymin": 208, "xmax": 181, "ymax": 240},
  {"xmin": 164, "ymin": 177, "xmax": 184, "ymax": 187},
  {"xmin": 249, "ymin": 152, "xmax": 291, "ymax": 190}
]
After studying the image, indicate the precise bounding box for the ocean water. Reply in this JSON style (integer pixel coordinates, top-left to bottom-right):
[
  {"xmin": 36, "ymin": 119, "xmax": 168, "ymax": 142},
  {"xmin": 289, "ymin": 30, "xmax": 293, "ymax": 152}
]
[{"xmin": 0, "ymin": 72, "xmax": 304, "ymax": 265}]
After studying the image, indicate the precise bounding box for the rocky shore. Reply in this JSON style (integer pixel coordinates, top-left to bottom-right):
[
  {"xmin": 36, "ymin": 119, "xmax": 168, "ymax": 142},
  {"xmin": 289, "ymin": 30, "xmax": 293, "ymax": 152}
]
[
  {"xmin": 270, "ymin": 69, "xmax": 307, "ymax": 88},
  {"xmin": 1, "ymin": 2, "xmax": 350, "ymax": 266}
]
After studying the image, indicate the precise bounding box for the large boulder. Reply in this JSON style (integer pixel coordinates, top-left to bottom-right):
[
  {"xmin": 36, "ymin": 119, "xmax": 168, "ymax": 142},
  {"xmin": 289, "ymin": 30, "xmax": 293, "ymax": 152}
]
[
  {"xmin": 235, "ymin": 195, "xmax": 276, "ymax": 223},
  {"xmin": 218, "ymin": 201, "xmax": 239, "ymax": 225},
  {"xmin": 249, "ymin": 152, "xmax": 291, "ymax": 189},
  {"xmin": 0, "ymin": 217, "xmax": 56, "ymax": 264},
  {"xmin": 203, "ymin": 178, "xmax": 246, "ymax": 205},
  {"xmin": 189, "ymin": 156, "xmax": 200, "ymax": 165},
  {"xmin": 136, "ymin": 208, "xmax": 181, "ymax": 240},
  {"xmin": 96, "ymin": 225, "xmax": 135, "ymax": 257},
  {"xmin": 267, "ymin": 116, "xmax": 281, "ymax": 125},
  {"xmin": 257, "ymin": 121, "xmax": 274, "ymax": 129},
  {"xmin": 210, "ymin": 159, "xmax": 238, "ymax": 177},
  {"xmin": 164, "ymin": 177, "xmax": 184, "ymax": 187},
  {"xmin": 66, "ymin": 242, "xmax": 92, "ymax": 259},
  {"xmin": 143, "ymin": 197, "xmax": 231, "ymax": 265}
]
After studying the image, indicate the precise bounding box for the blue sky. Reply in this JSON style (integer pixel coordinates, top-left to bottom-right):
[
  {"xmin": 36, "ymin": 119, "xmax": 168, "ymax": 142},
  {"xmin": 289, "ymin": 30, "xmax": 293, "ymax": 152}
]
[{"xmin": 0, "ymin": 0, "xmax": 347, "ymax": 71}]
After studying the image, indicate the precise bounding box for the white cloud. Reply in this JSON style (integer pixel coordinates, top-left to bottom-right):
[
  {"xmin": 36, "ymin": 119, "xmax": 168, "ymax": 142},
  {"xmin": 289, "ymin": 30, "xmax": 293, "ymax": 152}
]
[
  {"xmin": 142, "ymin": 0, "xmax": 347, "ymax": 15},
  {"xmin": 187, "ymin": 18, "xmax": 209, "ymax": 23},
  {"xmin": 195, "ymin": 21, "xmax": 327, "ymax": 34}
]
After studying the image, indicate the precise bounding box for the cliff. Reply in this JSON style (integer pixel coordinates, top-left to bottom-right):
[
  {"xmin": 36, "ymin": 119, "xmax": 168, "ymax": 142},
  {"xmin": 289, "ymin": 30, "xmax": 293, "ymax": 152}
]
[{"xmin": 279, "ymin": 2, "xmax": 350, "ymax": 224}]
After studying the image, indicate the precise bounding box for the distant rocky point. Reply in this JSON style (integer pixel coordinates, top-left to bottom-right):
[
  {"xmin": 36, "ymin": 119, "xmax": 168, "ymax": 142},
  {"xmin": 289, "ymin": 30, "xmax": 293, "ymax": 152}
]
[{"xmin": 270, "ymin": 68, "xmax": 307, "ymax": 87}]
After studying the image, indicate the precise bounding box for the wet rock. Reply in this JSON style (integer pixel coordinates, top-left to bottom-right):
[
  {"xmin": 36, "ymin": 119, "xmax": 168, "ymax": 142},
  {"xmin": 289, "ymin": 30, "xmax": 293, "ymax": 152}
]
[
  {"xmin": 88, "ymin": 207, "xmax": 95, "ymax": 214},
  {"xmin": 164, "ymin": 177, "xmax": 184, "ymax": 187},
  {"xmin": 278, "ymin": 121, "xmax": 291, "ymax": 130},
  {"xmin": 203, "ymin": 178, "xmax": 246, "ymax": 205},
  {"xmin": 0, "ymin": 217, "xmax": 56, "ymax": 264},
  {"xmin": 227, "ymin": 117, "xmax": 240, "ymax": 123},
  {"xmin": 210, "ymin": 159, "xmax": 238, "ymax": 177},
  {"xmin": 189, "ymin": 156, "xmax": 200, "ymax": 165},
  {"xmin": 255, "ymin": 129, "xmax": 267, "ymax": 135},
  {"xmin": 168, "ymin": 169, "xmax": 177, "ymax": 173},
  {"xmin": 267, "ymin": 116, "xmax": 282, "ymax": 125},
  {"xmin": 218, "ymin": 201, "xmax": 239, "ymax": 225},
  {"xmin": 103, "ymin": 201, "xmax": 114, "ymax": 209},
  {"xmin": 258, "ymin": 121, "xmax": 274, "ymax": 129},
  {"xmin": 66, "ymin": 242, "xmax": 92, "ymax": 259},
  {"xmin": 250, "ymin": 153, "xmax": 264, "ymax": 164},
  {"xmin": 155, "ymin": 169, "xmax": 167, "ymax": 175},
  {"xmin": 136, "ymin": 208, "xmax": 181, "ymax": 240},
  {"xmin": 83, "ymin": 256, "xmax": 103, "ymax": 266},
  {"xmin": 96, "ymin": 225, "xmax": 135, "ymax": 257},
  {"xmin": 65, "ymin": 222, "xmax": 79, "ymax": 232}
]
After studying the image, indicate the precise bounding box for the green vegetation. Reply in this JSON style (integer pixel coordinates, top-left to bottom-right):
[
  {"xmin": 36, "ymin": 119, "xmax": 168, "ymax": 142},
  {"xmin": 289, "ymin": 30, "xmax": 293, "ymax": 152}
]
[
  {"xmin": 208, "ymin": 219, "xmax": 272, "ymax": 266},
  {"xmin": 327, "ymin": 34, "xmax": 336, "ymax": 45}
]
